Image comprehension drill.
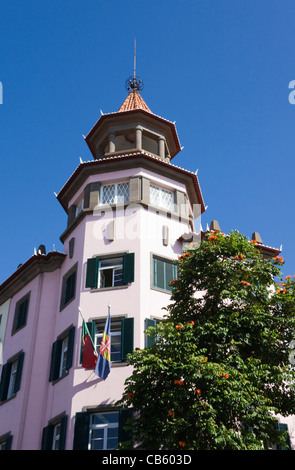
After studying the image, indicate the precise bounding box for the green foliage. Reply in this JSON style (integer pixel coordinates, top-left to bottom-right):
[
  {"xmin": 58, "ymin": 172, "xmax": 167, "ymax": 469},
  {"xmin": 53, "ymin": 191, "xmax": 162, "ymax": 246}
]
[{"xmin": 118, "ymin": 231, "xmax": 295, "ymax": 450}]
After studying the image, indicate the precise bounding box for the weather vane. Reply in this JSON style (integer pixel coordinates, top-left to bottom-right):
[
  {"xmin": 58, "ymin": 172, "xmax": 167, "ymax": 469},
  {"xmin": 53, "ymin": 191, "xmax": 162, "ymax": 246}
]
[{"xmin": 125, "ymin": 38, "xmax": 144, "ymax": 93}]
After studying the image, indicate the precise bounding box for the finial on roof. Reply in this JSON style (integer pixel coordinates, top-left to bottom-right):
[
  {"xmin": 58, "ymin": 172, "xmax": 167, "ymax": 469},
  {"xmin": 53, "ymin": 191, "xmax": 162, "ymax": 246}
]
[{"xmin": 125, "ymin": 38, "xmax": 144, "ymax": 93}]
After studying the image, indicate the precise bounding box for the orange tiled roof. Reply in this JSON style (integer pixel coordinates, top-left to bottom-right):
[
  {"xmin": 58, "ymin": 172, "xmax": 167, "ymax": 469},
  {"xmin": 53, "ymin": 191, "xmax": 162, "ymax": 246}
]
[{"xmin": 118, "ymin": 90, "xmax": 152, "ymax": 113}]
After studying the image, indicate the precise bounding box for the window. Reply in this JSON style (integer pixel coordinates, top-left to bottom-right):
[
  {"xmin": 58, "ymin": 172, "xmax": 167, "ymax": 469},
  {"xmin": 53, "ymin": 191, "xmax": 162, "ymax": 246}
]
[
  {"xmin": 73, "ymin": 408, "xmax": 133, "ymax": 450},
  {"xmin": 89, "ymin": 412, "xmax": 119, "ymax": 450},
  {"xmin": 100, "ymin": 182, "xmax": 129, "ymax": 205},
  {"xmin": 75, "ymin": 198, "xmax": 84, "ymax": 217},
  {"xmin": 150, "ymin": 184, "xmax": 173, "ymax": 211},
  {"xmin": 0, "ymin": 351, "xmax": 24, "ymax": 402},
  {"xmin": 60, "ymin": 263, "xmax": 77, "ymax": 310},
  {"xmin": 145, "ymin": 318, "xmax": 157, "ymax": 348},
  {"xmin": 99, "ymin": 257, "xmax": 123, "ymax": 288},
  {"xmin": 85, "ymin": 253, "xmax": 134, "ymax": 289},
  {"xmin": 81, "ymin": 317, "xmax": 134, "ymax": 364},
  {"xmin": 12, "ymin": 293, "xmax": 30, "ymax": 334},
  {"xmin": 152, "ymin": 255, "xmax": 177, "ymax": 292},
  {"xmin": 41, "ymin": 415, "xmax": 68, "ymax": 450},
  {"xmin": 49, "ymin": 326, "xmax": 75, "ymax": 382}
]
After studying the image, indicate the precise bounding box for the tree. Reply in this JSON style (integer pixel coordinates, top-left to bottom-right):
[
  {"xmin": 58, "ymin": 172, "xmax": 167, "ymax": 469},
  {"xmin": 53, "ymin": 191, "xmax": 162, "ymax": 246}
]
[{"xmin": 118, "ymin": 230, "xmax": 295, "ymax": 450}]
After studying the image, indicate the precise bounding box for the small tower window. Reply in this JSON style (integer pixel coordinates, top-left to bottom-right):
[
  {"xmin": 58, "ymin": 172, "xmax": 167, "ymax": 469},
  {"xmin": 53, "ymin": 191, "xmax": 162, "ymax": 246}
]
[
  {"xmin": 100, "ymin": 182, "xmax": 129, "ymax": 205},
  {"xmin": 150, "ymin": 184, "xmax": 173, "ymax": 211}
]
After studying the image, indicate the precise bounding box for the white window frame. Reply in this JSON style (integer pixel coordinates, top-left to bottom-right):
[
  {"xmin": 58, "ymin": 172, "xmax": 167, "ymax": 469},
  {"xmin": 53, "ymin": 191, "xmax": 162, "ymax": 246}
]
[
  {"xmin": 88, "ymin": 411, "xmax": 119, "ymax": 450},
  {"xmin": 59, "ymin": 336, "xmax": 69, "ymax": 378},
  {"xmin": 52, "ymin": 422, "xmax": 61, "ymax": 450},
  {"xmin": 100, "ymin": 181, "xmax": 129, "ymax": 206},
  {"xmin": 150, "ymin": 183, "xmax": 174, "ymax": 211},
  {"xmin": 75, "ymin": 198, "xmax": 84, "ymax": 217},
  {"xmin": 7, "ymin": 360, "xmax": 17, "ymax": 399},
  {"xmin": 98, "ymin": 257, "xmax": 123, "ymax": 289}
]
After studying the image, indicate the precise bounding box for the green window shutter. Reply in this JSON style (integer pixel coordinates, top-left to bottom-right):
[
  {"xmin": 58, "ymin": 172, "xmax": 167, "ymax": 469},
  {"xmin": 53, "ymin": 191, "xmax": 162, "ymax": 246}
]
[
  {"xmin": 123, "ymin": 253, "xmax": 134, "ymax": 284},
  {"xmin": 59, "ymin": 415, "xmax": 68, "ymax": 450},
  {"xmin": 145, "ymin": 319, "xmax": 157, "ymax": 348},
  {"xmin": 5, "ymin": 435, "xmax": 13, "ymax": 450},
  {"xmin": 14, "ymin": 351, "xmax": 24, "ymax": 394},
  {"xmin": 85, "ymin": 258, "xmax": 99, "ymax": 288},
  {"xmin": 66, "ymin": 326, "xmax": 75, "ymax": 370},
  {"xmin": 121, "ymin": 318, "xmax": 134, "ymax": 361},
  {"xmin": 49, "ymin": 339, "xmax": 62, "ymax": 382},
  {"xmin": 118, "ymin": 408, "xmax": 133, "ymax": 445},
  {"xmin": 64, "ymin": 271, "xmax": 76, "ymax": 304},
  {"xmin": 41, "ymin": 424, "xmax": 54, "ymax": 450},
  {"xmin": 73, "ymin": 411, "xmax": 90, "ymax": 450},
  {"xmin": 0, "ymin": 362, "xmax": 12, "ymax": 401}
]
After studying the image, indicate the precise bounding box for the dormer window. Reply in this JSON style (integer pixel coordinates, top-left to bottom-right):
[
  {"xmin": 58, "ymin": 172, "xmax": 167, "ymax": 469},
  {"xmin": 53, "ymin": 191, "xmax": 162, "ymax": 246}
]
[
  {"xmin": 100, "ymin": 182, "xmax": 129, "ymax": 205},
  {"xmin": 150, "ymin": 184, "xmax": 173, "ymax": 211}
]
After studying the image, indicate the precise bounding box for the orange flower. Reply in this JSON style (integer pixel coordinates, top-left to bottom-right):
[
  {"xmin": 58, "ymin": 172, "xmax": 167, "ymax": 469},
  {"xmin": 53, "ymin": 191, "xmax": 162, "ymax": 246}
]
[
  {"xmin": 174, "ymin": 379, "xmax": 184, "ymax": 386},
  {"xmin": 274, "ymin": 256, "xmax": 284, "ymax": 264},
  {"xmin": 168, "ymin": 410, "xmax": 175, "ymax": 417},
  {"xmin": 196, "ymin": 389, "xmax": 201, "ymax": 395},
  {"xmin": 208, "ymin": 235, "xmax": 217, "ymax": 241},
  {"xmin": 285, "ymin": 275, "xmax": 291, "ymax": 280},
  {"xmin": 224, "ymin": 373, "xmax": 229, "ymax": 379},
  {"xmin": 127, "ymin": 392, "xmax": 135, "ymax": 398},
  {"xmin": 179, "ymin": 441, "xmax": 186, "ymax": 447},
  {"xmin": 235, "ymin": 255, "xmax": 239, "ymax": 259},
  {"xmin": 175, "ymin": 324, "xmax": 182, "ymax": 330}
]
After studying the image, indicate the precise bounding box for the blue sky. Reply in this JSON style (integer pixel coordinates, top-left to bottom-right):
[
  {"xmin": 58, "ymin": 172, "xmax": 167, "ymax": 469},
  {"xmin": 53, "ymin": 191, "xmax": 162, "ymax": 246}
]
[{"xmin": 0, "ymin": 0, "xmax": 294, "ymax": 283}]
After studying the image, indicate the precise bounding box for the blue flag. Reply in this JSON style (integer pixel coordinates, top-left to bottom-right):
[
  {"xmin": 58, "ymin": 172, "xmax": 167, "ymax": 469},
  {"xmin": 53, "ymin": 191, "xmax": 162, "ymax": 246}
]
[{"xmin": 95, "ymin": 310, "xmax": 111, "ymax": 380}]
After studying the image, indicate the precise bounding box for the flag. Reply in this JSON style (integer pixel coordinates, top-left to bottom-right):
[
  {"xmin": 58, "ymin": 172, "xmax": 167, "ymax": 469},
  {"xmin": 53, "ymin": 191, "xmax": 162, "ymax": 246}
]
[
  {"xmin": 81, "ymin": 319, "xmax": 97, "ymax": 370},
  {"xmin": 95, "ymin": 310, "xmax": 111, "ymax": 380}
]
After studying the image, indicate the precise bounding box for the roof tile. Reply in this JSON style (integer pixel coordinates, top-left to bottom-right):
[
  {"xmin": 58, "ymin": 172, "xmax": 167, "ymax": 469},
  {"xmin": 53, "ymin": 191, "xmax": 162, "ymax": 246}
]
[{"xmin": 118, "ymin": 90, "xmax": 152, "ymax": 113}]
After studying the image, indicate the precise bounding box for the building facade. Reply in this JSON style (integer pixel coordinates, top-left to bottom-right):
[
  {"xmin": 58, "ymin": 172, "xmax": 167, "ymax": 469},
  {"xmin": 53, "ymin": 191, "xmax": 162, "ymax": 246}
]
[
  {"xmin": 0, "ymin": 79, "xmax": 293, "ymax": 450},
  {"xmin": 0, "ymin": 79, "xmax": 206, "ymax": 450}
]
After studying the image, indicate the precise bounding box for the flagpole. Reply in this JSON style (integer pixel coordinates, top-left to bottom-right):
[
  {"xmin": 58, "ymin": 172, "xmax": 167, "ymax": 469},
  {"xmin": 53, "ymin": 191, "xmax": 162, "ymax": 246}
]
[{"xmin": 78, "ymin": 306, "xmax": 96, "ymax": 351}]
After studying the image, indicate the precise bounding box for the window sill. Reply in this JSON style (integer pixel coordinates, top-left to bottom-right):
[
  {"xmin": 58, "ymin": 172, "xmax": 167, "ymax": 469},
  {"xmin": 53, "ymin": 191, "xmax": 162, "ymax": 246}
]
[
  {"xmin": 91, "ymin": 285, "xmax": 129, "ymax": 292},
  {"xmin": 151, "ymin": 286, "xmax": 173, "ymax": 295},
  {"xmin": 0, "ymin": 393, "xmax": 16, "ymax": 406}
]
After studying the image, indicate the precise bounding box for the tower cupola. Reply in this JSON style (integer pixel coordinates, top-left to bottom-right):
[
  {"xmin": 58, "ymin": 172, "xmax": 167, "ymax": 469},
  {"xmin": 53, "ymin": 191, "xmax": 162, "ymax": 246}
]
[{"xmin": 85, "ymin": 77, "xmax": 181, "ymax": 162}]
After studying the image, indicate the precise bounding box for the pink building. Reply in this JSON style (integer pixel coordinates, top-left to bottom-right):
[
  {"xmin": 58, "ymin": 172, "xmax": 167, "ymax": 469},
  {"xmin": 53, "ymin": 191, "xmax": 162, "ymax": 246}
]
[
  {"xmin": 0, "ymin": 77, "xmax": 292, "ymax": 450},
  {"xmin": 0, "ymin": 77, "xmax": 205, "ymax": 450}
]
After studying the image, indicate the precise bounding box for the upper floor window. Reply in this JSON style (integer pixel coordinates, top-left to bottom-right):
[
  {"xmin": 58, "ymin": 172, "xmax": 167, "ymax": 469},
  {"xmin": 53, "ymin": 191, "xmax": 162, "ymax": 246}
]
[
  {"xmin": 150, "ymin": 184, "xmax": 173, "ymax": 211},
  {"xmin": 99, "ymin": 257, "xmax": 123, "ymax": 288},
  {"xmin": 152, "ymin": 255, "xmax": 178, "ymax": 293},
  {"xmin": 100, "ymin": 182, "xmax": 129, "ymax": 205},
  {"xmin": 49, "ymin": 326, "xmax": 75, "ymax": 382},
  {"xmin": 81, "ymin": 317, "xmax": 134, "ymax": 364},
  {"xmin": 12, "ymin": 293, "xmax": 30, "ymax": 335},
  {"xmin": 75, "ymin": 199, "xmax": 84, "ymax": 217},
  {"xmin": 0, "ymin": 351, "xmax": 24, "ymax": 402},
  {"xmin": 60, "ymin": 264, "xmax": 77, "ymax": 311},
  {"xmin": 85, "ymin": 253, "xmax": 134, "ymax": 290}
]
